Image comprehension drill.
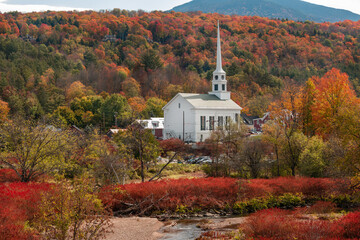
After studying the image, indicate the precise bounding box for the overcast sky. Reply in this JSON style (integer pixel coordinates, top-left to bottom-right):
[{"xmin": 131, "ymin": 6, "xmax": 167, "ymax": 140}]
[{"xmin": 1, "ymin": 0, "xmax": 360, "ymax": 15}]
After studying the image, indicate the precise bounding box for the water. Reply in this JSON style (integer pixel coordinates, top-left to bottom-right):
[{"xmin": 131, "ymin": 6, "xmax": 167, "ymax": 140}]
[
  {"xmin": 160, "ymin": 219, "xmax": 205, "ymax": 240},
  {"xmin": 159, "ymin": 217, "xmax": 244, "ymax": 240}
]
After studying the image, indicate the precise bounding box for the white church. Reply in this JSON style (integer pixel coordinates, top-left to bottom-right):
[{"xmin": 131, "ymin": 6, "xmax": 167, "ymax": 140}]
[{"xmin": 163, "ymin": 22, "xmax": 242, "ymax": 143}]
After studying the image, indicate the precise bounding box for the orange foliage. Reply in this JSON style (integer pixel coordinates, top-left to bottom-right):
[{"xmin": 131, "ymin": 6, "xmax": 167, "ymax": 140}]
[{"xmin": 310, "ymin": 68, "xmax": 359, "ymax": 135}]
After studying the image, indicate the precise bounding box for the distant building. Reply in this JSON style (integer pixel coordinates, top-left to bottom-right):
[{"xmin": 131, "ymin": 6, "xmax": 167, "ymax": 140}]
[
  {"xmin": 106, "ymin": 128, "xmax": 125, "ymax": 138},
  {"xmin": 102, "ymin": 35, "xmax": 117, "ymax": 42},
  {"xmin": 241, "ymin": 112, "xmax": 270, "ymax": 132},
  {"xmin": 137, "ymin": 117, "xmax": 164, "ymax": 139},
  {"xmin": 163, "ymin": 22, "xmax": 242, "ymax": 143}
]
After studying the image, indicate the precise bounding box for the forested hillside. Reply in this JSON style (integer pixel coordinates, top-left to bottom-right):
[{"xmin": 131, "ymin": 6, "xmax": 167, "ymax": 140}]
[
  {"xmin": 1, "ymin": 10, "xmax": 360, "ymax": 129},
  {"xmin": 171, "ymin": 0, "xmax": 360, "ymax": 23}
]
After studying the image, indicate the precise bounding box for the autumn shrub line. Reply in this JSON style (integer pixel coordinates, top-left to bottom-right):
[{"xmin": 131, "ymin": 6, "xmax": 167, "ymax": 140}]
[
  {"xmin": 241, "ymin": 208, "xmax": 360, "ymax": 240},
  {"xmin": 100, "ymin": 177, "xmax": 354, "ymax": 215}
]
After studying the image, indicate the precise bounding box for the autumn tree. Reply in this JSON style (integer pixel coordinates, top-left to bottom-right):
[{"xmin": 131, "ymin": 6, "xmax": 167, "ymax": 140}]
[
  {"xmin": 0, "ymin": 100, "xmax": 9, "ymax": 123},
  {"xmin": 269, "ymin": 81, "xmax": 304, "ymax": 176},
  {"xmin": 240, "ymin": 137, "xmax": 270, "ymax": 178},
  {"xmin": 114, "ymin": 122, "xmax": 161, "ymax": 182},
  {"xmin": 33, "ymin": 177, "xmax": 112, "ymax": 240},
  {"xmin": 0, "ymin": 119, "xmax": 75, "ymax": 182},
  {"xmin": 310, "ymin": 68, "xmax": 358, "ymax": 136}
]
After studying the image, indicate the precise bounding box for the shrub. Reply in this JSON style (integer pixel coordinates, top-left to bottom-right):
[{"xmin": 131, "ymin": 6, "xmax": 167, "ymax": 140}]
[
  {"xmin": 305, "ymin": 201, "xmax": 338, "ymax": 214},
  {"xmin": 101, "ymin": 177, "xmax": 351, "ymax": 215},
  {"xmin": 0, "ymin": 169, "xmax": 20, "ymax": 182},
  {"xmin": 241, "ymin": 208, "xmax": 339, "ymax": 240},
  {"xmin": 100, "ymin": 178, "xmax": 239, "ymax": 215},
  {"xmin": 0, "ymin": 182, "xmax": 52, "ymax": 239},
  {"xmin": 336, "ymin": 211, "xmax": 360, "ymax": 238}
]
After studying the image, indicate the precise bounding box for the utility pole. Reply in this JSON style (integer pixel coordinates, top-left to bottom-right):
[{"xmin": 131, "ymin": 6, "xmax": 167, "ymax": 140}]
[
  {"xmin": 182, "ymin": 111, "xmax": 185, "ymax": 141},
  {"xmin": 114, "ymin": 112, "xmax": 118, "ymax": 127}
]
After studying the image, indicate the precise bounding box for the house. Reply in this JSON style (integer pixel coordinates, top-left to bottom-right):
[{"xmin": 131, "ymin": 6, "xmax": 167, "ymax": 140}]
[
  {"xmin": 163, "ymin": 22, "xmax": 242, "ymax": 143},
  {"xmin": 137, "ymin": 117, "xmax": 164, "ymax": 139},
  {"xmin": 106, "ymin": 128, "xmax": 126, "ymax": 138},
  {"xmin": 241, "ymin": 112, "xmax": 270, "ymax": 132}
]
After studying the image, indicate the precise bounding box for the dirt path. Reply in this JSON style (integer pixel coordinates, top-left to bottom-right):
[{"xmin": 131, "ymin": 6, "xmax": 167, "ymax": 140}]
[{"xmin": 106, "ymin": 217, "xmax": 164, "ymax": 240}]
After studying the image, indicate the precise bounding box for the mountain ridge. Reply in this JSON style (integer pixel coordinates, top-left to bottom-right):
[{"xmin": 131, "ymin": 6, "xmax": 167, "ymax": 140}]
[{"xmin": 170, "ymin": 0, "xmax": 360, "ymax": 22}]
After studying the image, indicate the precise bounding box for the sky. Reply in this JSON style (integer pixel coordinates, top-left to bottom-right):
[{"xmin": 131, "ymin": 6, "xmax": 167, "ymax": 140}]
[{"xmin": 0, "ymin": 0, "xmax": 360, "ymax": 15}]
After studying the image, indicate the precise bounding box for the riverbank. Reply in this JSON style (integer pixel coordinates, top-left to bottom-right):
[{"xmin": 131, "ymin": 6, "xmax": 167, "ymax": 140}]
[{"xmin": 105, "ymin": 217, "xmax": 164, "ymax": 240}]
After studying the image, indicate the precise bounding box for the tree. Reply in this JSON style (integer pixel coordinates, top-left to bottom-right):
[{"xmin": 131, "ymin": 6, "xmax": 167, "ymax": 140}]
[
  {"xmin": 240, "ymin": 137, "xmax": 269, "ymax": 178},
  {"xmin": 100, "ymin": 94, "xmax": 131, "ymax": 128},
  {"xmin": 0, "ymin": 100, "xmax": 9, "ymax": 123},
  {"xmin": 114, "ymin": 122, "xmax": 161, "ymax": 182},
  {"xmin": 262, "ymin": 120, "xmax": 283, "ymax": 176},
  {"xmin": 299, "ymin": 136, "xmax": 326, "ymax": 177},
  {"xmin": 281, "ymin": 131, "xmax": 308, "ymax": 176},
  {"xmin": 140, "ymin": 49, "xmax": 163, "ymax": 73},
  {"xmin": 0, "ymin": 119, "xmax": 74, "ymax": 182},
  {"xmin": 142, "ymin": 97, "xmax": 166, "ymax": 118},
  {"xmin": 269, "ymin": 81, "xmax": 304, "ymax": 176},
  {"xmin": 149, "ymin": 138, "xmax": 186, "ymax": 182},
  {"xmin": 92, "ymin": 136, "xmax": 131, "ymax": 185},
  {"xmin": 33, "ymin": 177, "xmax": 112, "ymax": 240},
  {"xmin": 310, "ymin": 68, "xmax": 358, "ymax": 136}
]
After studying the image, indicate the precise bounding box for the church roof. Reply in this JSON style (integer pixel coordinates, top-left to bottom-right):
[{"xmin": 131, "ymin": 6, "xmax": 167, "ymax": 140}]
[{"xmin": 177, "ymin": 93, "xmax": 242, "ymax": 110}]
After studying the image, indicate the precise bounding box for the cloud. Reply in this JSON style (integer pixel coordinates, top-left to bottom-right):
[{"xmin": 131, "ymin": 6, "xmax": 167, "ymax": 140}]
[{"xmin": 0, "ymin": 0, "xmax": 90, "ymax": 12}]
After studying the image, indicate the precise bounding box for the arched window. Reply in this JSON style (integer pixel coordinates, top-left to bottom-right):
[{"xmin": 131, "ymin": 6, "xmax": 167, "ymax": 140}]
[{"xmin": 215, "ymin": 75, "xmax": 219, "ymax": 80}]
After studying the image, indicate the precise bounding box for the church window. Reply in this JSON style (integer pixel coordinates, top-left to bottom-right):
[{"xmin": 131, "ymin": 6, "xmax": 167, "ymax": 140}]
[
  {"xmin": 178, "ymin": 103, "xmax": 181, "ymax": 108},
  {"xmin": 218, "ymin": 116, "xmax": 223, "ymax": 129},
  {"xmin": 215, "ymin": 75, "xmax": 219, "ymax": 80},
  {"xmin": 214, "ymin": 84, "xmax": 218, "ymax": 91},
  {"xmin": 225, "ymin": 116, "xmax": 230, "ymax": 129},
  {"xmin": 209, "ymin": 116, "xmax": 214, "ymax": 130},
  {"xmin": 221, "ymin": 75, "xmax": 225, "ymax": 80},
  {"xmin": 235, "ymin": 113, "xmax": 239, "ymax": 123},
  {"xmin": 222, "ymin": 84, "xmax": 225, "ymax": 91},
  {"xmin": 201, "ymin": 116, "xmax": 206, "ymax": 131}
]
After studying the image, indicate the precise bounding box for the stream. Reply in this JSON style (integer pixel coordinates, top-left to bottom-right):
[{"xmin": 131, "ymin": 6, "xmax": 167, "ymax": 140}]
[{"xmin": 159, "ymin": 217, "xmax": 245, "ymax": 240}]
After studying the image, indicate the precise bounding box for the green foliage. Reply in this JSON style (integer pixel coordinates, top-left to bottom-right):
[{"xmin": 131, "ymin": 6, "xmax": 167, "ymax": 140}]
[
  {"xmin": 233, "ymin": 193, "xmax": 305, "ymax": 215},
  {"xmin": 0, "ymin": 118, "xmax": 76, "ymax": 182},
  {"xmin": 299, "ymin": 136, "xmax": 326, "ymax": 177}
]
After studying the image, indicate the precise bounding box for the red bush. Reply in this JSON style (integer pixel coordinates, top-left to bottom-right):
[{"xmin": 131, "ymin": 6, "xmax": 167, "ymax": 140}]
[
  {"xmin": 238, "ymin": 177, "xmax": 350, "ymax": 200},
  {"xmin": 242, "ymin": 208, "xmax": 340, "ymax": 240},
  {"xmin": 100, "ymin": 178, "xmax": 239, "ymax": 214},
  {"xmin": 0, "ymin": 169, "xmax": 20, "ymax": 182},
  {"xmin": 336, "ymin": 211, "xmax": 360, "ymax": 238},
  {"xmin": 0, "ymin": 182, "xmax": 52, "ymax": 239},
  {"xmin": 242, "ymin": 208, "xmax": 360, "ymax": 240},
  {"xmin": 305, "ymin": 201, "xmax": 338, "ymax": 214},
  {"xmin": 101, "ymin": 177, "xmax": 351, "ymax": 215}
]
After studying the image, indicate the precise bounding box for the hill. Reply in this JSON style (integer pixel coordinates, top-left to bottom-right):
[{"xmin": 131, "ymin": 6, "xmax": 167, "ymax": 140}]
[
  {"xmin": 170, "ymin": 0, "xmax": 360, "ymax": 22},
  {"xmin": 0, "ymin": 10, "xmax": 360, "ymax": 124}
]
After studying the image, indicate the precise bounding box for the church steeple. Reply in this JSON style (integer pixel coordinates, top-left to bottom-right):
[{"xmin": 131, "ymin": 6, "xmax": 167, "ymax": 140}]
[{"xmin": 209, "ymin": 21, "xmax": 230, "ymax": 100}]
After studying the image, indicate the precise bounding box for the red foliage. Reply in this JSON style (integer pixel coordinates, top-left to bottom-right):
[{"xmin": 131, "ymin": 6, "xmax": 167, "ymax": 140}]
[
  {"xmin": 243, "ymin": 208, "xmax": 340, "ymax": 240},
  {"xmin": 304, "ymin": 201, "xmax": 338, "ymax": 214},
  {"xmin": 0, "ymin": 182, "xmax": 52, "ymax": 239},
  {"xmin": 0, "ymin": 169, "xmax": 20, "ymax": 182},
  {"xmin": 100, "ymin": 178, "xmax": 239, "ymax": 214},
  {"xmin": 101, "ymin": 177, "xmax": 349, "ymax": 215},
  {"xmin": 243, "ymin": 209, "xmax": 360, "ymax": 240},
  {"xmin": 336, "ymin": 211, "xmax": 360, "ymax": 238},
  {"xmin": 238, "ymin": 177, "xmax": 350, "ymax": 200}
]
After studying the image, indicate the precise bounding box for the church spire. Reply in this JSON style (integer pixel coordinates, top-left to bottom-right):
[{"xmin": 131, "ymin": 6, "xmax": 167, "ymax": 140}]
[
  {"xmin": 215, "ymin": 21, "xmax": 225, "ymax": 73},
  {"xmin": 209, "ymin": 20, "xmax": 230, "ymax": 100}
]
